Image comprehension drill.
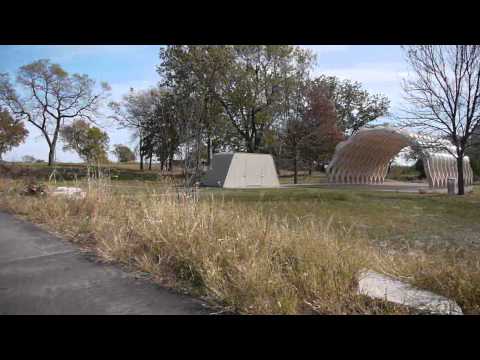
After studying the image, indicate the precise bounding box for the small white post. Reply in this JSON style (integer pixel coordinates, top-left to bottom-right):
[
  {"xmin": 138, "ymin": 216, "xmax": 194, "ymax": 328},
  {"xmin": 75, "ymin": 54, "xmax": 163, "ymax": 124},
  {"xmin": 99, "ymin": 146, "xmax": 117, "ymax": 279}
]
[{"xmin": 447, "ymin": 177, "xmax": 456, "ymax": 195}]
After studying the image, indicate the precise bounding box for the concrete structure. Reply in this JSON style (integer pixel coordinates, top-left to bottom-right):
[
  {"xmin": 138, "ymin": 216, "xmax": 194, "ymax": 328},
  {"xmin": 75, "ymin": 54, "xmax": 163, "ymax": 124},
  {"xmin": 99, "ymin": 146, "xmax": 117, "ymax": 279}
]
[
  {"xmin": 201, "ymin": 153, "xmax": 280, "ymax": 188},
  {"xmin": 51, "ymin": 186, "xmax": 86, "ymax": 199},
  {"xmin": 358, "ymin": 270, "xmax": 463, "ymax": 315},
  {"xmin": 327, "ymin": 126, "xmax": 474, "ymax": 189}
]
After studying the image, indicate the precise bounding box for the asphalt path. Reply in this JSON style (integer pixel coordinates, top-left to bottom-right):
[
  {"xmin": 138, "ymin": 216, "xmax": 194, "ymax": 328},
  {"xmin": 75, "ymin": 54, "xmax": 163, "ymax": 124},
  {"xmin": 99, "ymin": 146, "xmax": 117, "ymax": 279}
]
[{"xmin": 0, "ymin": 211, "xmax": 209, "ymax": 315}]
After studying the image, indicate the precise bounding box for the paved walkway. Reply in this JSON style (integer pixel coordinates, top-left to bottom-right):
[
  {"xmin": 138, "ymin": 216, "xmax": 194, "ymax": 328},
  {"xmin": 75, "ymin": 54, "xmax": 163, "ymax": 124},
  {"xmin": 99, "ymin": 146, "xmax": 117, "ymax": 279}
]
[
  {"xmin": 281, "ymin": 180, "xmax": 457, "ymax": 193},
  {"xmin": 0, "ymin": 211, "xmax": 208, "ymax": 315}
]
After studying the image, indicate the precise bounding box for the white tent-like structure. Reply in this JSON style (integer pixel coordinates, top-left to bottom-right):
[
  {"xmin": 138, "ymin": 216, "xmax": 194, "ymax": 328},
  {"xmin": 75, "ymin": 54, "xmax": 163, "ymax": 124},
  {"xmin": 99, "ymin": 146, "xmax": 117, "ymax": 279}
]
[
  {"xmin": 327, "ymin": 126, "xmax": 474, "ymax": 189},
  {"xmin": 201, "ymin": 153, "xmax": 280, "ymax": 188}
]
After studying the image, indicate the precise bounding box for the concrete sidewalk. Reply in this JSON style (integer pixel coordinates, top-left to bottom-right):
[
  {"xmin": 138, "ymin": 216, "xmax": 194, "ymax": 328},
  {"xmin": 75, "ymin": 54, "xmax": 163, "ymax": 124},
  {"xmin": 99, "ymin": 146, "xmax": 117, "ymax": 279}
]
[
  {"xmin": 0, "ymin": 211, "xmax": 208, "ymax": 315},
  {"xmin": 280, "ymin": 181, "xmax": 456, "ymax": 193}
]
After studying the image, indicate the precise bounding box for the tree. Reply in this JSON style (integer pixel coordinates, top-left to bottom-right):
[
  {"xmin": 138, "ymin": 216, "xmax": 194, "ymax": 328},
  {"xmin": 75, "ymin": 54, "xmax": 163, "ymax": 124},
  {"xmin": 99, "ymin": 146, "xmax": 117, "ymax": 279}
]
[
  {"xmin": 60, "ymin": 119, "xmax": 110, "ymax": 164},
  {"xmin": 466, "ymin": 130, "xmax": 480, "ymax": 178},
  {"xmin": 282, "ymin": 116, "xmax": 308, "ymax": 184},
  {"xmin": 312, "ymin": 75, "xmax": 390, "ymax": 136},
  {"xmin": 0, "ymin": 108, "xmax": 28, "ymax": 161},
  {"xmin": 110, "ymin": 87, "xmax": 184, "ymax": 172},
  {"xmin": 112, "ymin": 144, "xmax": 136, "ymax": 163},
  {"xmin": 158, "ymin": 46, "xmax": 237, "ymax": 168},
  {"xmin": 149, "ymin": 90, "xmax": 181, "ymax": 171},
  {"xmin": 300, "ymin": 85, "xmax": 344, "ymax": 168},
  {"xmin": 401, "ymin": 45, "xmax": 480, "ymax": 195},
  {"xmin": 22, "ymin": 155, "xmax": 37, "ymax": 163},
  {"xmin": 281, "ymin": 84, "xmax": 343, "ymax": 183},
  {"xmin": 0, "ymin": 59, "xmax": 110, "ymax": 166},
  {"xmin": 170, "ymin": 87, "xmax": 209, "ymax": 184},
  {"xmin": 158, "ymin": 45, "xmax": 316, "ymax": 153},
  {"xmin": 110, "ymin": 88, "xmax": 158, "ymax": 171}
]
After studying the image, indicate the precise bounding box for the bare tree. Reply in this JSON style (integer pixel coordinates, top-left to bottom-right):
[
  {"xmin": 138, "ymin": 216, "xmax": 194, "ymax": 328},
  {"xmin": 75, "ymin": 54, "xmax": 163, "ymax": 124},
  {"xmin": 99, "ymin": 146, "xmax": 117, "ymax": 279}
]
[
  {"xmin": 109, "ymin": 88, "xmax": 156, "ymax": 171},
  {"xmin": 0, "ymin": 59, "xmax": 110, "ymax": 166},
  {"xmin": 401, "ymin": 45, "xmax": 480, "ymax": 195}
]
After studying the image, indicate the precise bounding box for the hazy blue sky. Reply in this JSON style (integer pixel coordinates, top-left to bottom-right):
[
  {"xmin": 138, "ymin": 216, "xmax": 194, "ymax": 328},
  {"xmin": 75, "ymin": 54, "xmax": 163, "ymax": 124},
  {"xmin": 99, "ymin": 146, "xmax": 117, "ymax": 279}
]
[{"xmin": 0, "ymin": 45, "xmax": 408, "ymax": 162}]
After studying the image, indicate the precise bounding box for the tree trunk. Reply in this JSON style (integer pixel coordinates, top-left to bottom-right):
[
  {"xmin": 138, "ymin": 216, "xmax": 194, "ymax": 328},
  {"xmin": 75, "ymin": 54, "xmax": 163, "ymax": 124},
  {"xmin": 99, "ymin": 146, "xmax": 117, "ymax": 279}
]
[
  {"xmin": 138, "ymin": 134, "xmax": 144, "ymax": 171},
  {"xmin": 246, "ymin": 133, "xmax": 255, "ymax": 153},
  {"xmin": 148, "ymin": 154, "xmax": 152, "ymax": 170},
  {"xmin": 48, "ymin": 145, "xmax": 56, "ymax": 166},
  {"xmin": 457, "ymin": 156, "xmax": 465, "ymax": 195},
  {"xmin": 293, "ymin": 148, "xmax": 298, "ymax": 185},
  {"xmin": 195, "ymin": 136, "xmax": 200, "ymax": 172},
  {"xmin": 254, "ymin": 130, "xmax": 262, "ymax": 152},
  {"xmin": 207, "ymin": 137, "xmax": 212, "ymax": 168},
  {"xmin": 49, "ymin": 124, "xmax": 62, "ymax": 167}
]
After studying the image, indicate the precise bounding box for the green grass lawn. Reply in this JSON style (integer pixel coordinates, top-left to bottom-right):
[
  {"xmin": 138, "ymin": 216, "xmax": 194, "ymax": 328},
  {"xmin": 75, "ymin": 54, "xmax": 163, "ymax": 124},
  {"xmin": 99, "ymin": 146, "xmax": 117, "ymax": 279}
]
[
  {"xmin": 201, "ymin": 185, "xmax": 480, "ymax": 250},
  {"xmin": 278, "ymin": 171, "xmax": 329, "ymax": 184},
  {"xmin": 1, "ymin": 162, "xmax": 179, "ymax": 181}
]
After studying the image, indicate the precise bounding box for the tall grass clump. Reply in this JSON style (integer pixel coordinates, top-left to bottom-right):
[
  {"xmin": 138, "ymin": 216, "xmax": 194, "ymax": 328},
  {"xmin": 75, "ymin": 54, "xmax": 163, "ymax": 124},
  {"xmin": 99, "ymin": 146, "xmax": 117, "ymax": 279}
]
[
  {"xmin": 0, "ymin": 178, "xmax": 478, "ymax": 314},
  {"xmin": 389, "ymin": 246, "xmax": 480, "ymax": 314}
]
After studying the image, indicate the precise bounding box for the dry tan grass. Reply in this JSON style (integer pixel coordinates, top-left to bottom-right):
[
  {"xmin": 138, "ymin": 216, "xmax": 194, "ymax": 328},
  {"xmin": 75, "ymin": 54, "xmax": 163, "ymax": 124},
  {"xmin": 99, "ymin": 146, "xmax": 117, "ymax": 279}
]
[{"xmin": 0, "ymin": 177, "xmax": 478, "ymax": 314}]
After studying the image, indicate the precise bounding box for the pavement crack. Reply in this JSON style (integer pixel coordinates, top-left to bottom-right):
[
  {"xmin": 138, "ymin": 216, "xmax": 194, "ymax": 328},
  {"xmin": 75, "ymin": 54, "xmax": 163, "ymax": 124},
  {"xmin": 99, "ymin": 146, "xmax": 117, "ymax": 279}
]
[{"xmin": 0, "ymin": 250, "xmax": 77, "ymax": 266}]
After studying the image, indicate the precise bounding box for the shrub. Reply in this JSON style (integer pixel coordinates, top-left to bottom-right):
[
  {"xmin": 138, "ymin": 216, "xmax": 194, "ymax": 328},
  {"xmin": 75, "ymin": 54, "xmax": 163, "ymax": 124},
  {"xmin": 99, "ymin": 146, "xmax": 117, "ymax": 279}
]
[
  {"xmin": 21, "ymin": 180, "xmax": 47, "ymax": 196},
  {"xmin": 470, "ymin": 157, "xmax": 480, "ymax": 180},
  {"xmin": 414, "ymin": 159, "xmax": 427, "ymax": 179}
]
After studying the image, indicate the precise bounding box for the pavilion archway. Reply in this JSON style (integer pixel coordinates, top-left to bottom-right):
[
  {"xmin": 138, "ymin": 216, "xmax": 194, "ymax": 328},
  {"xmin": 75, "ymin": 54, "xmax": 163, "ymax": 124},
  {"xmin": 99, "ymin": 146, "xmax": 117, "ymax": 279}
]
[{"xmin": 326, "ymin": 127, "xmax": 474, "ymax": 188}]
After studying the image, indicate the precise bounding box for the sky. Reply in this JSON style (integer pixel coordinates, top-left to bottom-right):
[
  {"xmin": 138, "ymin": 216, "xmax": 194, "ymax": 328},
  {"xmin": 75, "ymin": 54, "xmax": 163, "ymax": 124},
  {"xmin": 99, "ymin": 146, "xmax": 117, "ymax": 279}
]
[{"xmin": 0, "ymin": 45, "xmax": 409, "ymax": 163}]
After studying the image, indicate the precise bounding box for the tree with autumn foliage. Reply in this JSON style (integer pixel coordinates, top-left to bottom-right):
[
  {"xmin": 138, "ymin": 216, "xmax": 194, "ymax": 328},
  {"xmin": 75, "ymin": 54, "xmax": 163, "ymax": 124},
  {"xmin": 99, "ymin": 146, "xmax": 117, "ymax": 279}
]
[
  {"xmin": 300, "ymin": 84, "xmax": 344, "ymax": 170},
  {"xmin": 281, "ymin": 82, "xmax": 344, "ymax": 183},
  {"xmin": 312, "ymin": 75, "xmax": 390, "ymax": 136},
  {"xmin": 0, "ymin": 107, "xmax": 28, "ymax": 161}
]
